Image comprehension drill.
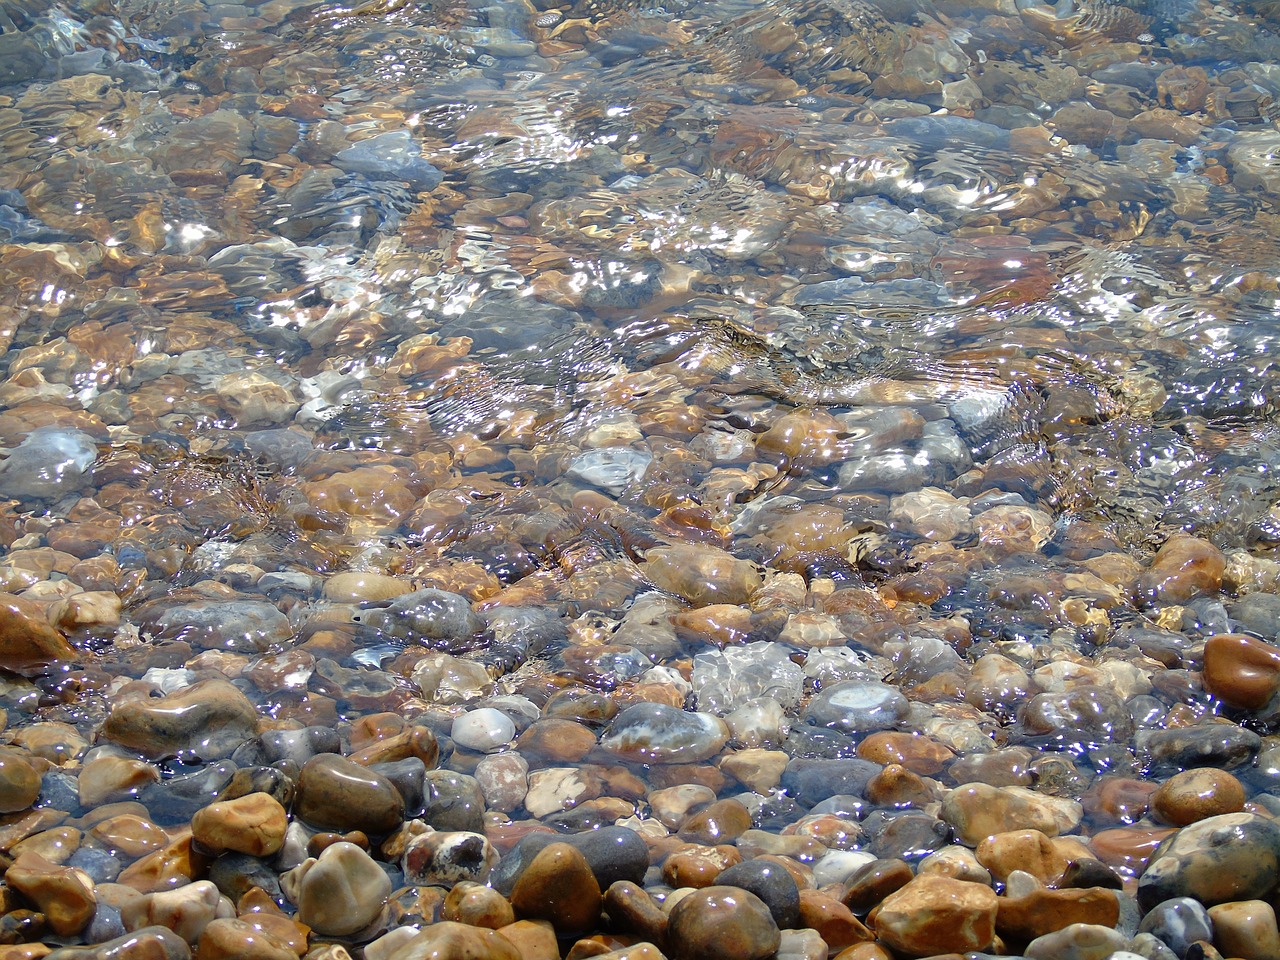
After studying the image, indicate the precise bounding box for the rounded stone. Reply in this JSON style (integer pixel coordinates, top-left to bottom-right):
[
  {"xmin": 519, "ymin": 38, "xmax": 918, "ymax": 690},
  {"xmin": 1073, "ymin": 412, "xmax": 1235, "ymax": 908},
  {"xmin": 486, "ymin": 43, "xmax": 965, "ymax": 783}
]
[
  {"xmin": 1023, "ymin": 922, "xmax": 1126, "ymax": 960},
  {"xmin": 1137, "ymin": 897, "xmax": 1214, "ymax": 958},
  {"xmin": 292, "ymin": 841, "xmax": 391, "ymax": 937},
  {"xmin": 1203, "ymin": 633, "xmax": 1280, "ymax": 710},
  {"xmin": 599, "ymin": 704, "xmax": 729, "ymax": 764},
  {"xmin": 442, "ymin": 880, "xmax": 515, "ymax": 929},
  {"xmin": 100, "ymin": 678, "xmax": 259, "ymax": 762},
  {"xmin": 0, "ymin": 753, "xmax": 42, "ymax": 813},
  {"xmin": 295, "ymin": 753, "xmax": 405, "ymax": 835},
  {"xmin": 509, "ymin": 842, "xmax": 601, "ymax": 936},
  {"xmin": 451, "ymin": 708, "xmax": 517, "ymax": 753},
  {"xmin": 940, "ymin": 783, "xmax": 1082, "ymax": 845},
  {"xmin": 1208, "ymin": 899, "xmax": 1280, "ymax": 960},
  {"xmin": 383, "ymin": 920, "xmax": 521, "ymax": 960},
  {"xmin": 194, "ymin": 916, "xmax": 297, "ymax": 960},
  {"xmin": 716, "ymin": 859, "xmax": 801, "ymax": 928},
  {"xmin": 667, "ymin": 885, "xmax": 781, "ymax": 960},
  {"xmin": 191, "ymin": 792, "xmax": 288, "ymax": 857},
  {"xmin": 1150, "ymin": 768, "xmax": 1246, "ymax": 826},
  {"xmin": 1137, "ymin": 812, "xmax": 1280, "ymax": 910},
  {"xmin": 803, "ymin": 681, "xmax": 909, "ymax": 735},
  {"xmin": 870, "ymin": 875, "xmax": 998, "ymax": 956}
]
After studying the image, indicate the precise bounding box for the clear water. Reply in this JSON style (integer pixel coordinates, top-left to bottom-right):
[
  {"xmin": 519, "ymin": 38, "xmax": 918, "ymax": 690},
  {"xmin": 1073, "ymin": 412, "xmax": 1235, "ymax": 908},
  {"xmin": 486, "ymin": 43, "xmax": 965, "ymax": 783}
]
[{"xmin": 3, "ymin": 0, "xmax": 1280, "ymax": 881}]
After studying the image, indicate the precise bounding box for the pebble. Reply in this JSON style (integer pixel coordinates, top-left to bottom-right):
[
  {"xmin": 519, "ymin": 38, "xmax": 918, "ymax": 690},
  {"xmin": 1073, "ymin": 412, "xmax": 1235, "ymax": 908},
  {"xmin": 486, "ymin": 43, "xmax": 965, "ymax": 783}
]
[
  {"xmin": 0, "ymin": 427, "xmax": 97, "ymax": 500},
  {"xmin": 1207, "ymin": 899, "xmax": 1280, "ymax": 960},
  {"xmin": 442, "ymin": 880, "xmax": 516, "ymax": 929},
  {"xmin": 294, "ymin": 754, "xmax": 405, "ymax": 835},
  {"xmin": 6, "ymin": 852, "xmax": 97, "ymax": 936},
  {"xmin": 940, "ymin": 784, "xmax": 1082, "ymax": 844},
  {"xmin": 869, "ymin": 875, "xmax": 998, "ymax": 956},
  {"xmin": 1023, "ymin": 922, "xmax": 1127, "ymax": 960},
  {"xmin": 666, "ymin": 885, "xmax": 781, "ymax": 960},
  {"xmin": 100, "ymin": 679, "xmax": 259, "ymax": 762},
  {"xmin": 401, "ymin": 830, "xmax": 499, "ymax": 886},
  {"xmin": 599, "ymin": 704, "xmax": 729, "ymax": 764},
  {"xmin": 995, "ymin": 887, "xmax": 1121, "ymax": 942},
  {"xmin": 384, "ymin": 921, "xmax": 521, "ymax": 960},
  {"xmin": 1150, "ymin": 768, "xmax": 1245, "ymax": 826},
  {"xmin": 803, "ymin": 682, "xmax": 909, "ymax": 735},
  {"xmin": 0, "ymin": 753, "xmax": 41, "ymax": 813},
  {"xmin": 0, "ymin": 592, "xmax": 80, "ymax": 675},
  {"xmin": 451, "ymin": 708, "xmax": 517, "ymax": 752},
  {"xmin": 509, "ymin": 842, "xmax": 602, "ymax": 936},
  {"xmin": 1137, "ymin": 813, "xmax": 1280, "ymax": 910},
  {"xmin": 1138, "ymin": 897, "xmax": 1215, "ymax": 958},
  {"xmin": 120, "ymin": 880, "xmax": 222, "ymax": 945},
  {"xmin": 1202, "ymin": 633, "xmax": 1280, "ymax": 710},
  {"xmin": 191, "ymin": 792, "xmax": 287, "ymax": 857},
  {"xmin": 194, "ymin": 917, "xmax": 296, "ymax": 960},
  {"xmin": 289, "ymin": 841, "xmax": 391, "ymax": 937}
]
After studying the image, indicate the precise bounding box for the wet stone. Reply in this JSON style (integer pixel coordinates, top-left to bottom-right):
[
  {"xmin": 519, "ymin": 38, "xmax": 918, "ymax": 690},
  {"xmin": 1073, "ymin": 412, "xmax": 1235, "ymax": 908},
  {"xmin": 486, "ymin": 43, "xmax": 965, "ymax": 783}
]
[
  {"xmin": 1135, "ymin": 725, "xmax": 1261, "ymax": 773},
  {"xmin": 1137, "ymin": 813, "xmax": 1280, "ymax": 910},
  {"xmin": 600, "ymin": 704, "xmax": 729, "ymax": 764},
  {"xmin": 1150, "ymin": 768, "xmax": 1246, "ymax": 826},
  {"xmin": 1023, "ymin": 923, "xmax": 1126, "ymax": 960},
  {"xmin": 509, "ymin": 842, "xmax": 601, "ymax": 937},
  {"xmin": 289, "ymin": 840, "xmax": 391, "ymax": 938},
  {"xmin": 402, "ymin": 830, "xmax": 499, "ymax": 887},
  {"xmin": 870, "ymin": 875, "xmax": 997, "ymax": 957},
  {"xmin": 421, "ymin": 770, "xmax": 485, "ymax": 832},
  {"xmin": 295, "ymin": 754, "xmax": 405, "ymax": 835},
  {"xmin": 100, "ymin": 679, "xmax": 259, "ymax": 763},
  {"xmin": 716, "ymin": 859, "xmax": 801, "ymax": 929},
  {"xmin": 781, "ymin": 758, "xmax": 882, "ymax": 807},
  {"xmin": 0, "ymin": 427, "xmax": 97, "ymax": 501},
  {"xmin": 1138, "ymin": 897, "xmax": 1214, "ymax": 958},
  {"xmin": 451, "ymin": 707, "xmax": 517, "ymax": 752},
  {"xmin": 0, "ymin": 753, "xmax": 41, "ymax": 813},
  {"xmin": 190, "ymin": 792, "xmax": 287, "ymax": 857},
  {"xmin": 803, "ymin": 681, "xmax": 909, "ymax": 735},
  {"xmin": 667, "ymin": 885, "xmax": 781, "ymax": 960},
  {"xmin": 1207, "ymin": 899, "xmax": 1280, "ymax": 960}
]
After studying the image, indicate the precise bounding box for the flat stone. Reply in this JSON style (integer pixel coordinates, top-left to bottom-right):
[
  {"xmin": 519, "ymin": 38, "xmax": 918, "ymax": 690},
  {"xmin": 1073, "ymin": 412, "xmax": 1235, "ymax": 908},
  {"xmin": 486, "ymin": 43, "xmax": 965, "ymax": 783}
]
[
  {"xmin": 6, "ymin": 851, "xmax": 96, "ymax": 936},
  {"xmin": 940, "ymin": 784, "xmax": 1082, "ymax": 845},
  {"xmin": 121, "ymin": 880, "xmax": 220, "ymax": 945},
  {"xmin": 0, "ymin": 592, "xmax": 79, "ymax": 675},
  {"xmin": 599, "ymin": 704, "xmax": 729, "ymax": 764},
  {"xmin": 1023, "ymin": 922, "xmax": 1126, "ymax": 960},
  {"xmin": 995, "ymin": 887, "xmax": 1120, "ymax": 943},
  {"xmin": 0, "ymin": 753, "xmax": 41, "ymax": 813}
]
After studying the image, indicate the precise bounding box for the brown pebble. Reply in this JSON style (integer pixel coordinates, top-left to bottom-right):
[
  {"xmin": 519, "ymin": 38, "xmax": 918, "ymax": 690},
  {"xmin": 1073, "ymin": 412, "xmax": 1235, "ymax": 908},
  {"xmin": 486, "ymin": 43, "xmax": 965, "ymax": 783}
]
[
  {"xmin": 442, "ymin": 880, "xmax": 515, "ymax": 929},
  {"xmin": 193, "ymin": 917, "xmax": 295, "ymax": 960},
  {"xmin": 510, "ymin": 842, "xmax": 602, "ymax": 936},
  {"xmin": 1088, "ymin": 826, "xmax": 1177, "ymax": 876},
  {"xmin": 0, "ymin": 754, "xmax": 41, "ymax": 814},
  {"xmin": 856, "ymin": 732, "xmax": 955, "ymax": 775},
  {"xmin": 975, "ymin": 830, "xmax": 1093, "ymax": 885},
  {"xmin": 677, "ymin": 799, "xmax": 752, "ymax": 845},
  {"xmin": 603, "ymin": 881, "xmax": 669, "ymax": 945},
  {"xmin": 662, "ymin": 844, "xmax": 742, "ymax": 888},
  {"xmin": 5, "ymin": 852, "xmax": 95, "ymax": 936},
  {"xmin": 995, "ymin": 887, "xmax": 1120, "ymax": 943},
  {"xmin": 667, "ymin": 885, "xmax": 780, "ymax": 960},
  {"xmin": 516, "ymin": 719, "xmax": 599, "ymax": 763},
  {"xmin": 1203, "ymin": 634, "xmax": 1280, "ymax": 710},
  {"xmin": 864, "ymin": 764, "xmax": 936, "ymax": 808},
  {"xmin": 869, "ymin": 875, "xmax": 997, "ymax": 957},
  {"xmin": 191, "ymin": 792, "xmax": 288, "ymax": 857},
  {"xmin": 832, "ymin": 946, "xmax": 894, "ymax": 960},
  {"xmin": 841, "ymin": 858, "xmax": 913, "ymax": 914},
  {"xmin": 797, "ymin": 890, "xmax": 873, "ymax": 953},
  {"xmin": 1138, "ymin": 534, "xmax": 1224, "ymax": 605},
  {"xmin": 1151, "ymin": 768, "xmax": 1247, "ymax": 826},
  {"xmin": 1080, "ymin": 776, "xmax": 1157, "ymax": 825}
]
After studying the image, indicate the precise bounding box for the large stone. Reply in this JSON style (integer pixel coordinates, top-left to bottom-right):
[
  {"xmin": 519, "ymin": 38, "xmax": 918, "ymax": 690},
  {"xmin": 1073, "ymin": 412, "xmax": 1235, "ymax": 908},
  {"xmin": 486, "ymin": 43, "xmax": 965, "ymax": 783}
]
[
  {"xmin": 191, "ymin": 792, "xmax": 288, "ymax": 857},
  {"xmin": 1138, "ymin": 812, "xmax": 1280, "ymax": 910},
  {"xmin": 1203, "ymin": 633, "xmax": 1280, "ymax": 710},
  {"xmin": 295, "ymin": 753, "xmax": 405, "ymax": 835},
  {"xmin": 0, "ymin": 592, "xmax": 79, "ymax": 675},
  {"xmin": 509, "ymin": 842, "xmax": 601, "ymax": 936},
  {"xmin": 667, "ymin": 885, "xmax": 781, "ymax": 960},
  {"xmin": 290, "ymin": 841, "xmax": 391, "ymax": 937},
  {"xmin": 599, "ymin": 704, "xmax": 728, "ymax": 764},
  {"xmin": 100, "ymin": 679, "xmax": 259, "ymax": 762},
  {"xmin": 6, "ymin": 851, "xmax": 96, "ymax": 936},
  {"xmin": 940, "ymin": 783, "xmax": 1081, "ymax": 845},
  {"xmin": 870, "ymin": 875, "xmax": 997, "ymax": 957},
  {"xmin": 995, "ymin": 887, "xmax": 1120, "ymax": 943}
]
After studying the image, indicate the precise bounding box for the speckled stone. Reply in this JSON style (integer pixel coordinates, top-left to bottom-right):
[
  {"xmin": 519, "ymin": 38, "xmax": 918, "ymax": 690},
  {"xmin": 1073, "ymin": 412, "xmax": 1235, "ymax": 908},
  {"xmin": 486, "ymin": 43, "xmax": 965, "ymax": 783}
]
[
  {"xmin": 1151, "ymin": 768, "xmax": 1246, "ymax": 826},
  {"xmin": 940, "ymin": 784, "xmax": 1082, "ymax": 845},
  {"xmin": 599, "ymin": 704, "xmax": 729, "ymax": 764},
  {"xmin": 869, "ymin": 875, "xmax": 997, "ymax": 956},
  {"xmin": 1138, "ymin": 896, "xmax": 1214, "ymax": 958},
  {"xmin": 1023, "ymin": 922, "xmax": 1126, "ymax": 960},
  {"xmin": 1137, "ymin": 813, "xmax": 1280, "ymax": 910},
  {"xmin": 402, "ymin": 830, "xmax": 499, "ymax": 887},
  {"xmin": 667, "ymin": 885, "xmax": 781, "ymax": 960}
]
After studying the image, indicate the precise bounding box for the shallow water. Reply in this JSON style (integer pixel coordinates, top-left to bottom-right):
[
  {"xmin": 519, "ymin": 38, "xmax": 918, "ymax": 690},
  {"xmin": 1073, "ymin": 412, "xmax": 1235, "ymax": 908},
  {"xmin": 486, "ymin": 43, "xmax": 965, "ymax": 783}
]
[{"xmin": 5, "ymin": 0, "xmax": 1280, "ymax": 954}]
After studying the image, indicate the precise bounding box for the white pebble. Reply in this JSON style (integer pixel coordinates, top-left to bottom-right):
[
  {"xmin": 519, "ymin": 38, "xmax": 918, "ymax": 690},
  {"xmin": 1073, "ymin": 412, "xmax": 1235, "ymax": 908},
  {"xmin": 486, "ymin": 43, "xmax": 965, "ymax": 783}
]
[{"xmin": 451, "ymin": 707, "xmax": 517, "ymax": 752}]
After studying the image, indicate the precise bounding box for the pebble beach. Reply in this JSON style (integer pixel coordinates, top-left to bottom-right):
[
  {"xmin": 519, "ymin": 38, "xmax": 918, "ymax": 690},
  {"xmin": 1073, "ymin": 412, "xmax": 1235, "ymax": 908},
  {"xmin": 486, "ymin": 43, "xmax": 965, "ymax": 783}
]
[{"xmin": 4, "ymin": 0, "xmax": 1280, "ymax": 958}]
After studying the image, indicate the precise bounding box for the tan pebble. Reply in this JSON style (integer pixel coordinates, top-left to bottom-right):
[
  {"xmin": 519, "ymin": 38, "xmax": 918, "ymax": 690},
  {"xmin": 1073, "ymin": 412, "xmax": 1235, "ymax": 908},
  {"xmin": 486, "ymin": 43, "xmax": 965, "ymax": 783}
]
[
  {"xmin": 195, "ymin": 916, "xmax": 296, "ymax": 960},
  {"xmin": 442, "ymin": 880, "xmax": 515, "ymax": 929},
  {"xmin": 0, "ymin": 809, "xmax": 65, "ymax": 851},
  {"xmin": 995, "ymin": 887, "xmax": 1120, "ymax": 943},
  {"xmin": 0, "ymin": 945, "xmax": 51, "ymax": 959},
  {"xmin": 388, "ymin": 920, "xmax": 522, "ymax": 960},
  {"xmin": 5, "ymin": 852, "xmax": 96, "ymax": 936},
  {"xmin": 89, "ymin": 814, "xmax": 168, "ymax": 860},
  {"xmin": 78, "ymin": 754, "xmax": 161, "ymax": 808},
  {"xmin": 516, "ymin": 718, "xmax": 598, "ymax": 763},
  {"xmin": 940, "ymin": 784, "xmax": 1081, "ymax": 845},
  {"xmin": 1208, "ymin": 899, "xmax": 1280, "ymax": 960},
  {"xmin": 863, "ymin": 764, "xmax": 936, "ymax": 808},
  {"xmin": 496, "ymin": 919, "xmax": 560, "ymax": 960},
  {"xmin": 649, "ymin": 785, "xmax": 716, "ymax": 830},
  {"xmin": 236, "ymin": 912, "xmax": 309, "ymax": 956},
  {"xmin": 510, "ymin": 842, "xmax": 602, "ymax": 936},
  {"xmin": 1138, "ymin": 534, "xmax": 1225, "ymax": 605},
  {"xmin": 291, "ymin": 841, "xmax": 391, "ymax": 937},
  {"xmin": 192, "ymin": 792, "xmax": 288, "ymax": 857},
  {"xmin": 869, "ymin": 875, "xmax": 997, "ymax": 956},
  {"xmin": 121, "ymin": 879, "xmax": 223, "ymax": 944},
  {"xmin": 975, "ymin": 829, "xmax": 1088, "ymax": 884},
  {"xmin": 832, "ymin": 946, "xmax": 893, "ymax": 960},
  {"xmin": 118, "ymin": 835, "xmax": 208, "ymax": 893},
  {"xmin": 47, "ymin": 590, "xmax": 121, "ymax": 629},
  {"xmin": 100, "ymin": 678, "xmax": 259, "ymax": 761},
  {"xmin": 718, "ymin": 749, "xmax": 788, "ymax": 793},
  {"xmin": 643, "ymin": 544, "xmax": 762, "ymax": 606},
  {"xmin": 0, "ymin": 592, "xmax": 78, "ymax": 675},
  {"xmin": 590, "ymin": 944, "xmax": 669, "ymax": 960},
  {"xmin": 10, "ymin": 721, "xmax": 86, "ymax": 765},
  {"xmin": 10, "ymin": 826, "xmax": 80, "ymax": 865},
  {"xmin": 917, "ymin": 845, "xmax": 992, "ymax": 885},
  {"xmin": 0, "ymin": 753, "xmax": 40, "ymax": 814},
  {"xmin": 322, "ymin": 572, "xmax": 413, "ymax": 602},
  {"xmin": 1151, "ymin": 768, "xmax": 1247, "ymax": 826}
]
